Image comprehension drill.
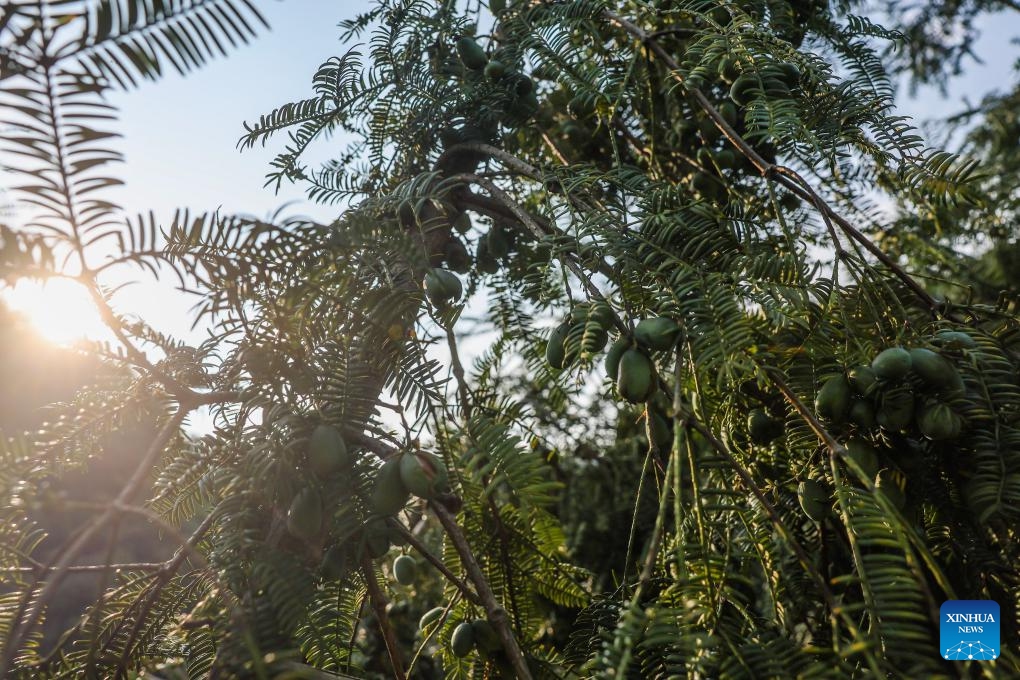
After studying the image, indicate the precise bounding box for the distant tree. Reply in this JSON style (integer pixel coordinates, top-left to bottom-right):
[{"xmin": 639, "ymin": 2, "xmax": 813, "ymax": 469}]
[{"xmin": 1, "ymin": 1, "xmax": 1019, "ymax": 679}]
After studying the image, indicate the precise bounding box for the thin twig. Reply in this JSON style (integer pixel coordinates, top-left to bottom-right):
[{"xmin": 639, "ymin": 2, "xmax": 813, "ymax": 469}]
[{"xmin": 360, "ymin": 558, "xmax": 407, "ymax": 680}]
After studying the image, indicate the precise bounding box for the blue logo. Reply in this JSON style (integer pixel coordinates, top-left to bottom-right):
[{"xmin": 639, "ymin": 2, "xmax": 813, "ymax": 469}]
[{"xmin": 940, "ymin": 600, "xmax": 999, "ymax": 660}]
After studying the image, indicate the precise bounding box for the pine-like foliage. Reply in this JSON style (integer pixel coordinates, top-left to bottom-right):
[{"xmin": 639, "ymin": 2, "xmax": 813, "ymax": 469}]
[{"xmin": 1, "ymin": 1, "xmax": 1018, "ymax": 678}]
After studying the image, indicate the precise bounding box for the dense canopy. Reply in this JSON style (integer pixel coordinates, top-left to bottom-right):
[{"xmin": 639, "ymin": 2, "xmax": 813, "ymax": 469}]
[{"xmin": 1, "ymin": 1, "xmax": 1019, "ymax": 678}]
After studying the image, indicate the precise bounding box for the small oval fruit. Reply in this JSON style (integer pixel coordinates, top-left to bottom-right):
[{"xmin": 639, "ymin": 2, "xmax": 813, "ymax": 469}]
[
  {"xmin": 748, "ymin": 408, "xmax": 782, "ymax": 445},
  {"xmin": 453, "ymin": 211, "xmax": 472, "ymax": 234},
  {"xmin": 908, "ymin": 348, "xmax": 961, "ymax": 391},
  {"xmin": 917, "ymin": 402, "xmax": 962, "ymax": 441},
  {"xmin": 935, "ymin": 330, "xmax": 977, "ymax": 349},
  {"xmin": 444, "ymin": 238, "xmax": 472, "ymax": 274},
  {"xmin": 424, "ymin": 268, "xmax": 463, "ymax": 305},
  {"xmin": 363, "ymin": 520, "xmax": 392, "ymax": 559},
  {"xmin": 451, "ymin": 621, "xmax": 476, "ymax": 657},
  {"xmin": 876, "ymin": 388, "xmax": 914, "ymax": 432},
  {"xmin": 777, "ymin": 62, "xmax": 801, "ymax": 87},
  {"xmin": 843, "ymin": 439, "xmax": 879, "ymax": 478},
  {"xmin": 286, "ymin": 488, "xmax": 323, "ymax": 542},
  {"xmin": 729, "ymin": 73, "xmax": 759, "ymax": 106},
  {"xmin": 320, "ymin": 544, "xmax": 349, "ymax": 580},
  {"xmin": 370, "ymin": 458, "xmax": 410, "ymax": 516},
  {"xmin": 871, "ymin": 347, "xmax": 912, "ymax": 380},
  {"xmin": 471, "ymin": 619, "xmax": 501, "ymax": 653},
  {"xmin": 420, "ymin": 606, "xmax": 445, "ymax": 631},
  {"xmin": 393, "ymin": 554, "xmax": 418, "ymax": 585},
  {"xmin": 484, "ymin": 59, "xmax": 506, "ymax": 79},
  {"xmin": 798, "ymin": 479, "xmax": 829, "ymax": 522},
  {"xmin": 399, "ymin": 451, "xmax": 450, "ymax": 499},
  {"xmin": 456, "ymin": 36, "xmax": 488, "ymax": 70},
  {"xmin": 848, "ymin": 365, "xmax": 879, "ymax": 397},
  {"xmin": 308, "ymin": 424, "xmax": 349, "ymax": 478},
  {"xmin": 815, "ymin": 374, "xmax": 851, "ymax": 421},
  {"xmin": 546, "ymin": 322, "xmax": 571, "ymax": 370},
  {"xmin": 634, "ymin": 317, "xmax": 681, "ymax": 351},
  {"xmin": 848, "ymin": 399, "xmax": 875, "ymax": 430},
  {"xmin": 617, "ymin": 349, "xmax": 656, "ymax": 404},
  {"xmin": 487, "ymin": 225, "xmax": 511, "ymax": 259},
  {"xmin": 605, "ymin": 337, "xmax": 629, "ymax": 380}
]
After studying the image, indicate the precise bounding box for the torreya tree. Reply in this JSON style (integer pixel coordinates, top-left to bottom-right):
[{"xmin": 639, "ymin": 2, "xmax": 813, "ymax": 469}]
[{"xmin": 1, "ymin": 0, "xmax": 1019, "ymax": 678}]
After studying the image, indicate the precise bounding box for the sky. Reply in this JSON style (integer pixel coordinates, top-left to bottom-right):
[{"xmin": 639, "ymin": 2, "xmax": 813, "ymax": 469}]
[{"xmin": 3, "ymin": 1, "xmax": 1020, "ymax": 348}]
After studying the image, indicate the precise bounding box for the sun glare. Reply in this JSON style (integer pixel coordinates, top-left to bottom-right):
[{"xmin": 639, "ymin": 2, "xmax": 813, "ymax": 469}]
[{"xmin": 3, "ymin": 278, "xmax": 109, "ymax": 346}]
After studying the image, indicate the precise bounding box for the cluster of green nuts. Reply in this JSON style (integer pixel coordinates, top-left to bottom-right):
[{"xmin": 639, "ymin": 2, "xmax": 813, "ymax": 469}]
[
  {"xmin": 605, "ymin": 317, "xmax": 681, "ymax": 403},
  {"xmin": 371, "ymin": 449, "xmax": 450, "ymax": 516},
  {"xmin": 545, "ymin": 301, "xmax": 612, "ymax": 370},
  {"xmin": 455, "ymin": 35, "xmax": 539, "ymax": 123},
  {"xmin": 417, "ymin": 608, "xmax": 501, "ymax": 659},
  {"xmin": 815, "ymin": 338, "xmax": 968, "ymax": 441},
  {"xmin": 318, "ymin": 517, "xmax": 408, "ymax": 581},
  {"xmin": 798, "ymin": 331, "xmax": 977, "ymax": 522},
  {"xmin": 285, "ymin": 424, "xmax": 351, "ymax": 543},
  {"xmin": 544, "ymin": 304, "xmax": 683, "ymax": 406}
]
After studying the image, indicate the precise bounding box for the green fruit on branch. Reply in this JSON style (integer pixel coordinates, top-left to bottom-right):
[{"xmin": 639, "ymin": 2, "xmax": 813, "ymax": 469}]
[
  {"xmin": 363, "ymin": 520, "xmax": 392, "ymax": 559},
  {"xmin": 690, "ymin": 171, "xmax": 723, "ymax": 200},
  {"xmin": 634, "ymin": 317, "xmax": 681, "ymax": 351},
  {"xmin": 719, "ymin": 56, "xmax": 741, "ymax": 82},
  {"xmin": 471, "ymin": 619, "xmax": 502, "ymax": 653},
  {"xmin": 748, "ymin": 408, "xmax": 783, "ymax": 445},
  {"xmin": 917, "ymin": 402, "xmax": 962, "ymax": 441},
  {"xmin": 605, "ymin": 337, "xmax": 629, "ymax": 380},
  {"xmin": 848, "ymin": 365, "xmax": 879, "ymax": 397},
  {"xmin": 393, "ymin": 554, "xmax": 418, "ymax": 585},
  {"xmin": 715, "ymin": 148, "xmax": 736, "ymax": 169},
  {"xmin": 908, "ymin": 348, "xmax": 963, "ymax": 392},
  {"xmin": 777, "ymin": 62, "xmax": 801, "ymax": 86},
  {"xmin": 484, "ymin": 60, "xmax": 506, "ymax": 79},
  {"xmin": 874, "ymin": 469, "xmax": 905, "ymax": 510},
  {"xmin": 308, "ymin": 424, "xmax": 349, "ymax": 478},
  {"xmin": 729, "ymin": 74, "xmax": 759, "ymax": 106},
  {"xmin": 451, "ymin": 621, "xmax": 476, "ymax": 657},
  {"xmin": 617, "ymin": 348, "xmax": 656, "ymax": 403},
  {"xmin": 453, "ymin": 211, "xmax": 472, "ymax": 234},
  {"xmin": 848, "ymin": 399, "xmax": 875, "ymax": 430},
  {"xmin": 424, "ymin": 268, "xmax": 463, "ymax": 305},
  {"xmin": 444, "ymin": 238, "xmax": 472, "ymax": 274},
  {"xmin": 935, "ymin": 330, "xmax": 977, "ymax": 349},
  {"xmin": 320, "ymin": 544, "xmax": 349, "ymax": 581},
  {"xmin": 399, "ymin": 450, "xmax": 450, "ymax": 499},
  {"xmin": 420, "ymin": 606, "xmax": 445, "ymax": 631},
  {"xmin": 475, "ymin": 234, "xmax": 499, "ymax": 274},
  {"xmin": 815, "ymin": 374, "xmax": 851, "ymax": 421},
  {"xmin": 871, "ymin": 347, "xmax": 912, "ymax": 380},
  {"xmin": 370, "ymin": 457, "xmax": 410, "ymax": 516},
  {"xmin": 286, "ymin": 488, "xmax": 323, "ymax": 542},
  {"xmin": 487, "ymin": 225, "xmax": 511, "ymax": 259},
  {"xmin": 546, "ymin": 322, "xmax": 571, "ymax": 370},
  {"xmin": 797, "ymin": 479, "xmax": 829, "ymax": 522},
  {"xmin": 456, "ymin": 36, "xmax": 488, "ymax": 70},
  {"xmin": 876, "ymin": 388, "xmax": 914, "ymax": 432},
  {"xmin": 512, "ymin": 73, "xmax": 534, "ymax": 96},
  {"xmin": 719, "ymin": 101, "xmax": 739, "ymax": 126},
  {"xmin": 843, "ymin": 439, "xmax": 879, "ymax": 478}
]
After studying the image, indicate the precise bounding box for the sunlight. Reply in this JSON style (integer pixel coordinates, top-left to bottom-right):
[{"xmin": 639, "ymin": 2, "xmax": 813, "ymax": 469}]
[{"xmin": 2, "ymin": 278, "xmax": 108, "ymax": 345}]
